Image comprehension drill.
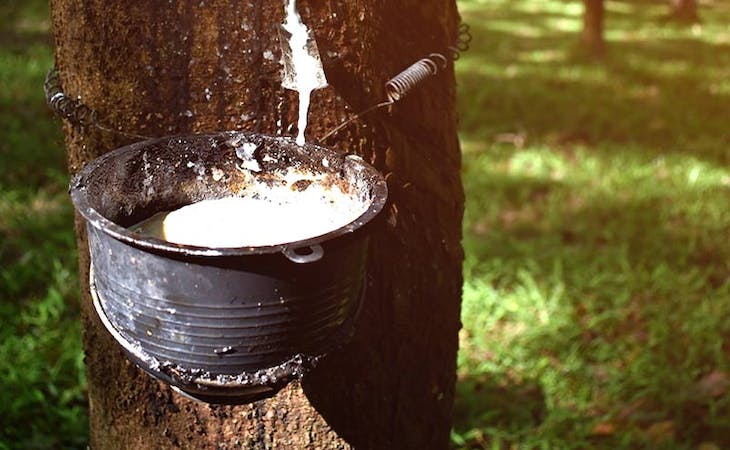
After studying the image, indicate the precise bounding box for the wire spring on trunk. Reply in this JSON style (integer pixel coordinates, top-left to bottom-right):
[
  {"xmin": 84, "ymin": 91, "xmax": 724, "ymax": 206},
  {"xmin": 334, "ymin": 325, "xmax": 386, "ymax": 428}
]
[
  {"xmin": 44, "ymin": 67, "xmax": 149, "ymax": 140},
  {"xmin": 384, "ymin": 23, "xmax": 471, "ymax": 103},
  {"xmin": 319, "ymin": 23, "xmax": 471, "ymax": 142},
  {"xmin": 384, "ymin": 54, "xmax": 448, "ymax": 103},
  {"xmin": 44, "ymin": 23, "xmax": 471, "ymax": 143},
  {"xmin": 44, "ymin": 67, "xmax": 94, "ymax": 129}
]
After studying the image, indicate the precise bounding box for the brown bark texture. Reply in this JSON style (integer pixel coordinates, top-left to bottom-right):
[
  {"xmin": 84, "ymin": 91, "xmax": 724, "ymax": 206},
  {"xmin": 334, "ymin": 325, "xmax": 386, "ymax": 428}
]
[
  {"xmin": 581, "ymin": 0, "xmax": 605, "ymax": 54},
  {"xmin": 50, "ymin": 0, "xmax": 464, "ymax": 448},
  {"xmin": 670, "ymin": 0, "xmax": 699, "ymax": 22}
]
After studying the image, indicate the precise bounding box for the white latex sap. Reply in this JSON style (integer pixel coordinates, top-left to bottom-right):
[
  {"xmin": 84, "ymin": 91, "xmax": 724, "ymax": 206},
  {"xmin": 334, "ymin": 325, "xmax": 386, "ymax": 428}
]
[
  {"xmin": 282, "ymin": 0, "xmax": 324, "ymax": 146},
  {"xmin": 132, "ymin": 183, "xmax": 367, "ymax": 248}
]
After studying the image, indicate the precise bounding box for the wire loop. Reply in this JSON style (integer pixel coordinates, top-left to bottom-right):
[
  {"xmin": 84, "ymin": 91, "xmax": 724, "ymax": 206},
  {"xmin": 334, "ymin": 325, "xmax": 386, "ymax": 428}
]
[
  {"xmin": 44, "ymin": 67, "xmax": 95, "ymax": 129},
  {"xmin": 321, "ymin": 21, "xmax": 471, "ymax": 142},
  {"xmin": 44, "ymin": 65, "xmax": 151, "ymax": 140},
  {"xmin": 385, "ymin": 57, "xmax": 440, "ymax": 103}
]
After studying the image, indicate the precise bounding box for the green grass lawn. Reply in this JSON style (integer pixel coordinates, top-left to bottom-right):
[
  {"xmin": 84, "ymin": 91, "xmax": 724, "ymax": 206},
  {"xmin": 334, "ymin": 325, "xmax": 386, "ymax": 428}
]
[
  {"xmin": 454, "ymin": 0, "xmax": 730, "ymax": 448},
  {"xmin": 2, "ymin": 0, "xmax": 730, "ymax": 448},
  {"xmin": 0, "ymin": 2, "xmax": 86, "ymax": 449}
]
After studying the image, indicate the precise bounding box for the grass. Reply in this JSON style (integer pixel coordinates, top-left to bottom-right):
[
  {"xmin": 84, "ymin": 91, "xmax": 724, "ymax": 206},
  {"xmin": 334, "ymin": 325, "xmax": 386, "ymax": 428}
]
[
  {"xmin": 453, "ymin": 0, "xmax": 730, "ymax": 448},
  {"xmin": 0, "ymin": 2, "xmax": 87, "ymax": 449},
  {"xmin": 2, "ymin": 0, "xmax": 730, "ymax": 448}
]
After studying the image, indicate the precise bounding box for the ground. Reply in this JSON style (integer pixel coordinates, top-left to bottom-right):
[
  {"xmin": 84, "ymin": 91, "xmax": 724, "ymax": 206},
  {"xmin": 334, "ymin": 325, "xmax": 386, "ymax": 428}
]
[{"xmin": 453, "ymin": 0, "xmax": 730, "ymax": 448}]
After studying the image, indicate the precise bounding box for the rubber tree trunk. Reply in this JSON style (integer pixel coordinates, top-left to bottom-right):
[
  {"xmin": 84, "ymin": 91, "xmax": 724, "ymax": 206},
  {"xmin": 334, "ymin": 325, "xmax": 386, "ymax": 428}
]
[
  {"xmin": 50, "ymin": 1, "xmax": 464, "ymax": 448},
  {"xmin": 669, "ymin": 0, "xmax": 699, "ymax": 22},
  {"xmin": 581, "ymin": 0, "xmax": 605, "ymax": 55}
]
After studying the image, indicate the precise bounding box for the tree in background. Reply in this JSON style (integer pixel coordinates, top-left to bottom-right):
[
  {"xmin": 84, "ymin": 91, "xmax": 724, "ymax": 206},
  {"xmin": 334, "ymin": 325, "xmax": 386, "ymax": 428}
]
[
  {"xmin": 669, "ymin": 0, "xmax": 700, "ymax": 22},
  {"xmin": 581, "ymin": 0, "xmax": 605, "ymax": 55},
  {"xmin": 50, "ymin": 0, "xmax": 464, "ymax": 448}
]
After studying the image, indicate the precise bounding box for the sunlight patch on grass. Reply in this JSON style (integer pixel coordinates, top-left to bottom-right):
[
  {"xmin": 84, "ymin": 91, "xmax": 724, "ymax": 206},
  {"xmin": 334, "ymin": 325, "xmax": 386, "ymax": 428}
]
[
  {"xmin": 708, "ymin": 79, "xmax": 730, "ymax": 95},
  {"xmin": 481, "ymin": 21, "xmax": 548, "ymax": 39},
  {"xmin": 606, "ymin": 0, "xmax": 664, "ymax": 16},
  {"xmin": 517, "ymin": 0, "xmax": 583, "ymax": 18},
  {"xmin": 515, "ymin": 48, "xmax": 566, "ymax": 64},
  {"xmin": 453, "ymin": 58, "xmax": 509, "ymax": 78},
  {"xmin": 543, "ymin": 16, "xmax": 581, "ymax": 33}
]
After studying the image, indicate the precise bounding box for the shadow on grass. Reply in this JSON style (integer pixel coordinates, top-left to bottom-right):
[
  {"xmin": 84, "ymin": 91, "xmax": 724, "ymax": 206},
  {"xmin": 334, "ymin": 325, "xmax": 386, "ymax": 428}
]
[
  {"xmin": 453, "ymin": 373, "xmax": 546, "ymax": 446},
  {"xmin": 457, "ymin": 161, "xmax": 730, "ymax": 447},
  {"xmin": 0, "ymin": 30, "xmax": 52, "ymax": 51}
]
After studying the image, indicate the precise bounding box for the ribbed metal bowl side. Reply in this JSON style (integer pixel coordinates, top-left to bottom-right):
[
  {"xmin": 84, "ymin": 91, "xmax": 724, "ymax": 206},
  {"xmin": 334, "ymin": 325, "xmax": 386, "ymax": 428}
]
[{"xmin": 88, "ymin": 225, "xmax": 367, "ymax": 375}]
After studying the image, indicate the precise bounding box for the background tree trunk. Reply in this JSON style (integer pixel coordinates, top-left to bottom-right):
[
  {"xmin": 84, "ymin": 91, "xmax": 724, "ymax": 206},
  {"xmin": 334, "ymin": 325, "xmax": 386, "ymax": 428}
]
[
  {"xmin": 581, "ymin": 0, "xmax": 605, "ymax": 55},
  {"xmin": 669, "ymin": 0, "xmax": 699, "ymax": 22},
  {"xmin": 50, "ymin": 0, "xmax": 464, "ymax": 448}
]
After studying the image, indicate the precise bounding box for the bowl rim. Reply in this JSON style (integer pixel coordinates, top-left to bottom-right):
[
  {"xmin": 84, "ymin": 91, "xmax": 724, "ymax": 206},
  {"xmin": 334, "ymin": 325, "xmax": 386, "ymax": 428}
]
[{"xmin": 70, "ymin": 131, "xmax": 388, "ymax": 258}]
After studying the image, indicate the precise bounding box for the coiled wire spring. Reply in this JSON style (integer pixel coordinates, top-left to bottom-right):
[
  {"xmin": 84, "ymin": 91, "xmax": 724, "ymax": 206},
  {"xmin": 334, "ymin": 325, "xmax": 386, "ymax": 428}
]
[
  {"xmin": 321, "ymin": 22, "xmax": 471, "ymax": 141},
  {"xmin": 44, "ymin": 66, "xmax": 149, "ymax": 139},
  {"xmin": 385, "ymin": 23, "xmax": 471, "ymax": 102},
  {"xmin": 385, "ymin": 54, "xmax": 448, "ymax": 103},
  {"xmin": 44, "ymin": 67, "xmax": 94, "ymax": 129}
]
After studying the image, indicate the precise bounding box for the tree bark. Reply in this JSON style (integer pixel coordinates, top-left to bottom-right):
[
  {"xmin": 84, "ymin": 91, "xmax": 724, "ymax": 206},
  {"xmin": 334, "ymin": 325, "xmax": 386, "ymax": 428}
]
[
  {"xmin": 581, "ymin": 0, "xmax": 605, "ymax": 55},
  {"xmin": 669, "ymin": 0, "xmax": 699, "ymax": 22},
  {"xmin": 50, "ymin": 1, "xmax": 464, "ymax": 448}
]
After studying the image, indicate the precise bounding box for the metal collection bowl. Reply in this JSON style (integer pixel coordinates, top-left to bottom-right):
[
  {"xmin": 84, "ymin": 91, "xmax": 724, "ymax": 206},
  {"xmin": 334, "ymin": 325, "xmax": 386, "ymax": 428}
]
[{"xmin": 70, "ymin": 131, "xmax": 387, "ymax": 404}]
